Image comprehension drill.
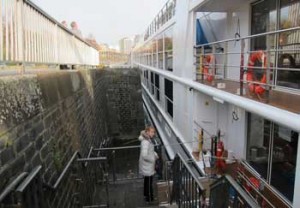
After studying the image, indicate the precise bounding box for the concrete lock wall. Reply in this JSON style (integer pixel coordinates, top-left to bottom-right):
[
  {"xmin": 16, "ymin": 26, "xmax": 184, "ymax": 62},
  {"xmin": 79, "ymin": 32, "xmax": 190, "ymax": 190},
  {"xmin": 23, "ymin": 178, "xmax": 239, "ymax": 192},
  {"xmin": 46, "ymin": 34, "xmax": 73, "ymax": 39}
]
[{"xmin": 0, "ymin": 68, "xmax": 144, "ymax": 207}]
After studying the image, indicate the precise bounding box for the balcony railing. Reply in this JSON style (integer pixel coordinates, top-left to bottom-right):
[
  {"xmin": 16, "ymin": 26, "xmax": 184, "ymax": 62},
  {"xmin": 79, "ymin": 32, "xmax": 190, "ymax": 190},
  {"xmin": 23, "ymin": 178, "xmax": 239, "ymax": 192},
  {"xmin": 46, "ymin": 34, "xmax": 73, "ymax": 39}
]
[
  {"xmin": 194, "ymin": 26, "xmax": 300, "ymax": 113},
  {"xmin": 0, "ymin": 0, "xmax": 99, "ymax": 71},
  {"xmin": 144, "ymin": 0, "xmax": 176, "ymax": 41}
]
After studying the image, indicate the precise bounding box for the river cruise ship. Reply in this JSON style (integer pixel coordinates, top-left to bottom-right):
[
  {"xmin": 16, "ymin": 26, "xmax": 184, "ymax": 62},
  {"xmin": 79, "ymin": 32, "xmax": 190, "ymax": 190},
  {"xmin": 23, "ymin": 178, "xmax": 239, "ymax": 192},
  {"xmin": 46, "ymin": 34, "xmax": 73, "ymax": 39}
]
[{"xmin": 133, "ymin": 0, "xmax": 300, "ymax": 207}]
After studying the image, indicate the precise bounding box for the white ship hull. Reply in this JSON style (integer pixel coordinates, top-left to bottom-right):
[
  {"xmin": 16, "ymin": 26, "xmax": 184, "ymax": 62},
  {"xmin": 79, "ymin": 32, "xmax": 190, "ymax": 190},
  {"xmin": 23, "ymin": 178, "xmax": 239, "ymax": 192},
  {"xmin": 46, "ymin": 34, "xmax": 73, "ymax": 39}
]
[{"xmin": 133, "ymin": 0, "xmax": 300, "ymax": 207}]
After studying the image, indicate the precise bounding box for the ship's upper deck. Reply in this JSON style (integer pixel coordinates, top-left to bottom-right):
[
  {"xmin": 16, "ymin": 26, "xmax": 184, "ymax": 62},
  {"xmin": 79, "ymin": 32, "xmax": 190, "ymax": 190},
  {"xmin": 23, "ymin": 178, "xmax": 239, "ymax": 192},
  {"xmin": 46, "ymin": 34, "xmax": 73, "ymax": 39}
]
[{"xmin": 132, "ymin": 0, "xmax": 300, "ymax": 133}]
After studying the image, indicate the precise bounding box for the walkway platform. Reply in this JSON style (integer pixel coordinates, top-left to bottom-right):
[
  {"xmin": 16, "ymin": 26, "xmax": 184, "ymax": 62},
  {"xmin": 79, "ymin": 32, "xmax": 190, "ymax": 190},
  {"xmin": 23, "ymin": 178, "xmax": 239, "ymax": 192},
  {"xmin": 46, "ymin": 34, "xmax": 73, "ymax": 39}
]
[{"xmin": 95, "ymin": 178, "xmax": 176, "ymax": 208}]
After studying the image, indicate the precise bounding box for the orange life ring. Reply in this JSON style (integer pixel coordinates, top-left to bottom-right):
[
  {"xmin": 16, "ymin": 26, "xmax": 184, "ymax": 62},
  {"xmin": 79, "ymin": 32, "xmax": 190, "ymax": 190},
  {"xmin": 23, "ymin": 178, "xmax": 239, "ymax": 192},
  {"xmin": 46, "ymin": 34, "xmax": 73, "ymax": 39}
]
[
  {"xmin": 247, "ymin": 51, "xmax": 267, "ymax": 95},
  {"xmin": 203, "ymin": 55, "xmax": 215, "ymax": 82},
  {"xmin": 245, "ymin": 177, "xmax": 260, "ymax": 192}
]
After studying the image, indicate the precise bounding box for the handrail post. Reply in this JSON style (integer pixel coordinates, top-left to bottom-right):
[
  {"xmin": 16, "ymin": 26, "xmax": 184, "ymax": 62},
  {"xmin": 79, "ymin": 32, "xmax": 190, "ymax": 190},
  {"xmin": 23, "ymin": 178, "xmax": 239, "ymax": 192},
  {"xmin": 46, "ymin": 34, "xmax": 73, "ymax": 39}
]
[
  {"xmin": 212, "ymin": 44, "xmax": 216, "ymax": 79},
  {"xmin": 224, "ymin": 42, "xmax": 228, "ymax": 79},
  {"xmin": 201, "ymin": 46, "xmax": 204, "ymax": 81},
  {"xmin": 266, "ymin": 34, "xmax": 271, "ymax": 103},
  {"xmin": 240, "ymin": 39, "xmax": 245, "ymax": 96},
  {"xmin": 112, "ymin": 150, "xmax": 116, "ymax": 182}
]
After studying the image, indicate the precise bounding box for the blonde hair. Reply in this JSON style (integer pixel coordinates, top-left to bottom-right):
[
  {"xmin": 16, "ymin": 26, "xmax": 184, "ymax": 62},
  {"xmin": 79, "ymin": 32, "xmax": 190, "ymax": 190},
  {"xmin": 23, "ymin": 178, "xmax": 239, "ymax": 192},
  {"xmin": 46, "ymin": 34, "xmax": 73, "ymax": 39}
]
[{"xmin": 145, "ymin": 126, "xmax": 155, "ymax": 132}]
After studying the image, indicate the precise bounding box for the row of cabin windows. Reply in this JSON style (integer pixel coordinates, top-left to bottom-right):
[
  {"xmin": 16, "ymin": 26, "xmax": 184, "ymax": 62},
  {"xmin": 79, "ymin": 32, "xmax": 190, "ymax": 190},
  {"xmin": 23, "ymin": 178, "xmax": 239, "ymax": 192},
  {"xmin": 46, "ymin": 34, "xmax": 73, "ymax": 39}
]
[
  {"xmin": 143, "ymin": 70, "xmax": 173, "ymax": 118},
  {"xmin": 133, "ymin": 26, "xmax": 173, "ymax": 72}
]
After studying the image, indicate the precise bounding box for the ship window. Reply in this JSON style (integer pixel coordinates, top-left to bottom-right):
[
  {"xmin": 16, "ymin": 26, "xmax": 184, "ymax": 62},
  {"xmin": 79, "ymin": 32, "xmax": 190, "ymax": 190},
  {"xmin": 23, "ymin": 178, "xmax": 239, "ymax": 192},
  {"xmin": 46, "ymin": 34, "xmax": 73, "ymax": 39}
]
[
  {"xmin": 158, "ymin": 53, "xmax": 164, "ymax": 69},
  {"xmin": 147, "ymin": 70, "xmax": 150, "ymax": 89},
  {"xmin": 247, "ymin": 112, "xmax": 298, "ymax": 202},
  {"xmin": 251, "ymin": 0, "xmax": 300, "ymax": 90},
  {"xmin": 152, "ymin": 39, "xmax": 157, "ymax": 68},
  {"xmin": 144, "ymin": 70, "xmax": 149, "ymax": 87},
  {"xmin": 246, "ymin": 113, "xmax": 270, "ymax": 180},
  {"xmin": 158, "ymin": 34, "xmax": 164, "ymax": 69},
  {"xmin": 155, "ymin": 74, "xmax": 160, "ymax": 101},
  {"xmin": 164, "ymin": 27, "xmax": 173, "ymax": 71},
  {"xmin": 164, "ymin": 79, "xmax": 173, "ymax": 117},
  {"xmin": 158, "ymin": 34, "xmax": 164, "ymax": 52},
  {"xmin": 150, "ymin": 72, "xmax": 155, "ymax": 94},
  {"xmin": 251, "ymin": 0, "xmax": 277, "ymax": 50},
  {"xmin": 277, "ymin": 0, "xmax": 300, "ymax": 89}
]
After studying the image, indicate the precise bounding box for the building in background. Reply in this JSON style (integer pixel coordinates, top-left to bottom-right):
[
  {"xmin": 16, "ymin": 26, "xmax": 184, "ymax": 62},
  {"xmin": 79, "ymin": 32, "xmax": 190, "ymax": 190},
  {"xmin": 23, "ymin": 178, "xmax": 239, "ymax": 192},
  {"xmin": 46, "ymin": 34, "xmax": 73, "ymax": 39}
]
[
  {"xmin": 133, "ymin": 34, "xmax": 142, "ymax": 47},
  {"xmin": 119, "ymin": 37, "xmax": 133, "ymax": 54},
  {"xmin": 99, "ymin": 48, "xmax": 129, "ymax": 67}
]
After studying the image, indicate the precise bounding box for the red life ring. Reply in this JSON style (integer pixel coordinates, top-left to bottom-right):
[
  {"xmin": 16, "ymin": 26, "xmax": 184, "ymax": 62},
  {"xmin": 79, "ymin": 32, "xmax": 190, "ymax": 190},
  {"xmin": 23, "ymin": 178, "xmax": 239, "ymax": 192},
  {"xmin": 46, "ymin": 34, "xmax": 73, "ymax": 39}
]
[
  {"xmin": 245, "ymin": 177, "xmax": 260, "ymax": 192},
  {"xmin": 247, "ymin": 51, "xmax": 267, "ymax": 95},
  {"xmin": 203, "ymin": 55, "xmax": 215, "ymax": 82}
]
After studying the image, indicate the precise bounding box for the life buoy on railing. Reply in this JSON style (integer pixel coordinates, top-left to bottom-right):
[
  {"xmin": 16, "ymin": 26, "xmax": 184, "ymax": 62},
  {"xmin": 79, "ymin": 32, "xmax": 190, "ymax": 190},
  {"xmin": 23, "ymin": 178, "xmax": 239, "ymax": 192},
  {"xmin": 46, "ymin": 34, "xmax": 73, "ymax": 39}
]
[
  {"xmin": 246, "ymin": 51, "xmax": 267, "ymax": 95},
  {"xmin": 203, "ymin": 54, "xmax": 215, "ymax": 82}
]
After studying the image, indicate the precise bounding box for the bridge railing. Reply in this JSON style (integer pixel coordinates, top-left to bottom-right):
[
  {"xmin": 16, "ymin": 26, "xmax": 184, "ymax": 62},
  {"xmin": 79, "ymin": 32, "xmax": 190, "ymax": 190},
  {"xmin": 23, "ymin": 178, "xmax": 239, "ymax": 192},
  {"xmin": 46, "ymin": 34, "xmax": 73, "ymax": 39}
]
[{"xmin": 0, "ymin": 0, "xmax": 99, "ymax": 69}]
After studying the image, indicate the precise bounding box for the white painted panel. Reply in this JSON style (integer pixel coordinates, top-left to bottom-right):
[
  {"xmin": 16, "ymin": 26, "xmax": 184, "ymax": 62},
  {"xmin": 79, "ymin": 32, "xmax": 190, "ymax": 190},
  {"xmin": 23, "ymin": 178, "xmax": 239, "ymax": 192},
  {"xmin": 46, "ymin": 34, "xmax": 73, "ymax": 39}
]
[
  {"xmin": 193, "ymin": 91, "xmax": 217, "ymax": 150},
  {"xmin": 227, "ymin": 104, "xmax": 247, "ymax": 159}
]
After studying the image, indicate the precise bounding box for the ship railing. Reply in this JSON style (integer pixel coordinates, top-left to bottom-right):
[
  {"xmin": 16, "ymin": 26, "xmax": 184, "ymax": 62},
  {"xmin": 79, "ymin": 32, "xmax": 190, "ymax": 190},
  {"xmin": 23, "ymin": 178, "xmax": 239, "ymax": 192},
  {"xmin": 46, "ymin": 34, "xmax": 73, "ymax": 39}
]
[
  {"xmin": 144, "ymin": 0, "xmax": 176, "ymax": 41},
  {"xmin": 194, "ymin": 26, "xmax": 300, "ymax": 101},
  {"xmin": 235, "ymin": 160, "xmax": 293, "ymax": 208},
  {"xmin": 209, "ymin": 174, "xmax": 258, "ymax": 208},
  {"xmin": 0, "ymin": 0, "xmax": 99, "ymax": 73},
  {"xmin": 0, "ymin": 166, "xmax": 46, "ymax": 208},
  {"xmin": 94, "ymin": 145, "xmax": 144, "ymax": 182},
  {"xmin": 170, "ymin": 153, "xmax": 207, "ymax": 207}
]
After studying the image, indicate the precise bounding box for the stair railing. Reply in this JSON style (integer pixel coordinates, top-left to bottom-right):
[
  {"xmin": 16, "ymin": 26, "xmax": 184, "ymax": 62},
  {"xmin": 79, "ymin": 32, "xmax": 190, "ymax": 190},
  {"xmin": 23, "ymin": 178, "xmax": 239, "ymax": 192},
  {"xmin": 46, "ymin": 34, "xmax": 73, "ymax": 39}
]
[{"xmin": 171, "ymin": 153, "xmax": 206, "ymax": 208}]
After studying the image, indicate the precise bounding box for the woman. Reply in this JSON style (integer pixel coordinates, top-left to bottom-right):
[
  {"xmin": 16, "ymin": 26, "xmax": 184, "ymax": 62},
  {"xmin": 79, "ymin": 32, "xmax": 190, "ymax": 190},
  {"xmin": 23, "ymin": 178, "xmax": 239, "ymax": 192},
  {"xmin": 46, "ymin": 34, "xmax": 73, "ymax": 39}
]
[{"xmin": 139, "ymin": 126, "xmax": 158, "ymax": 202}]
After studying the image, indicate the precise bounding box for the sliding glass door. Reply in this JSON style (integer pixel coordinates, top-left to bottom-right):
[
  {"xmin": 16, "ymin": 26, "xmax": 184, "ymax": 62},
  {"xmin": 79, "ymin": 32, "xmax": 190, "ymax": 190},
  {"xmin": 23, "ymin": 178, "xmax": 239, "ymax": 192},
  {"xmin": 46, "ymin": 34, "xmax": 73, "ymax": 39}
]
[{"xmin": 246, "ymin": 113, "xmax": 298, "ymax": 202}]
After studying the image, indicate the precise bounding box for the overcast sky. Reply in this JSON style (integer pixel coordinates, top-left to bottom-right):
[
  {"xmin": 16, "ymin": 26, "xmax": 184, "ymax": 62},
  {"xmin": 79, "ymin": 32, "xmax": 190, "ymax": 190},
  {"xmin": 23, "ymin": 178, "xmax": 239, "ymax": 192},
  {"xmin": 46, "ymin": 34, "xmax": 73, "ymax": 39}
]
[{"xmin": 31, "ymin": 0, "xmax": 167, "ymax": 47}]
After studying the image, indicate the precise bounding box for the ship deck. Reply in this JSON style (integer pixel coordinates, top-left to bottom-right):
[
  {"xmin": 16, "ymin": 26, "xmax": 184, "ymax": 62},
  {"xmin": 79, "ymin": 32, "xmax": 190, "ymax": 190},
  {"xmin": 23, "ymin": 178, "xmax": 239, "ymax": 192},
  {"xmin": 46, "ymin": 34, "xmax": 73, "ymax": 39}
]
[{"xmin": 197, "ymin": 79, "xmax": 300, "ymax": 114}]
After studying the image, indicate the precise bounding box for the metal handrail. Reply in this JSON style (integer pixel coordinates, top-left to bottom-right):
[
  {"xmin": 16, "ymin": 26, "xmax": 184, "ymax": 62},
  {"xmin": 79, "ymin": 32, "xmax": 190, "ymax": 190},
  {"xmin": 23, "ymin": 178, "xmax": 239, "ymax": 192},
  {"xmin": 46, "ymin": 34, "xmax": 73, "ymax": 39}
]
[
  {"xmin": 0, "ymin": 172, "xmax": 28, "ymax": 202},
  {"xmin": 94, "ymin": 145, "xmax": 140, "ymax": 151},
  {"xmin": 171, "ymin": 153, "xmax": 206, "ymax": 207},
  {"xmin": 44, "ymin": 151, "xmax": 80, "ymax": 190},
  {"xmin": 176, "ymin": 153, "xmax": 205, "ymax": 191},
  {"xmin": 16, "ymin": 166, "xmax": 42, "ymax": 193},
  {"xmin": 195, "ymin": 26, "xmax": 300, "ymax": 48},
  {"xmin": 77, "ymin": 157, "xmax": 107, "ymax": 162},
  {"xmin": 210, "ymin": 174, "xmax": 258, "ymax": 208},
  {"xmin": 0, "ymin": 0, "xmax": 99, "ymax": 67},
  {"xmin": 144, "ymin": 0, "xmax": 176, "ymax": 41},
  {"xmin": 239, "ymin": 160, "xmax": 292, "ymax": 207},
  {"xmin": 194, "ymin": 26, "xmax": 300, "ymax": 98},
  {"xmin": 25, "ymin": 0, "xmax": 94, "ymax": 48}
]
